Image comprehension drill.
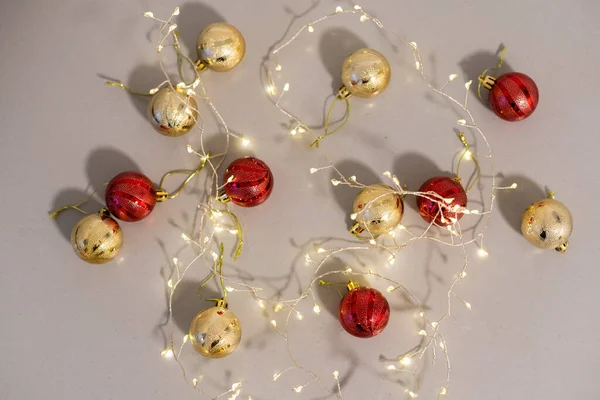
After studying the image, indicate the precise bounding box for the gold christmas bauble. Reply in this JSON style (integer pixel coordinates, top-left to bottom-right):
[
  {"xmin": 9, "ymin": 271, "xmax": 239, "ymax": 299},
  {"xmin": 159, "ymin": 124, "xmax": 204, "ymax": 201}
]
[
  {"xmin": 71, "ymin": 210, "xmax": 123, "ymax": 264},
  {"xmin": 340, "ymin": 48, "xmax": 391, "ymax": 98},
  {"xmin": 196, "ymin": 23, "xmax": 246, "ymax": 72},
  {"xmin": 521, "ymin": 198, "xmax": 573, "ymax": 252},
  {"xmin": 353, "ymin": 184, "xmax": 403, "ymax": 235},
  {"xmin": 147, "ymin": 86, "xmax": 198, "ymax": 137},
  {"xmin": 189, "ymin": 306, "xmax": 242, "ymax": 358}
]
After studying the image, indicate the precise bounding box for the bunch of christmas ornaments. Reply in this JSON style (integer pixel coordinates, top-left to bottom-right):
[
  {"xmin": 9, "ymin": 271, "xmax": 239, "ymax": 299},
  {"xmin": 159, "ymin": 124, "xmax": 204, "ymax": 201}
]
[{"xmin": 51, "ymin": 17, "xmax": 574, "ymax": 359}]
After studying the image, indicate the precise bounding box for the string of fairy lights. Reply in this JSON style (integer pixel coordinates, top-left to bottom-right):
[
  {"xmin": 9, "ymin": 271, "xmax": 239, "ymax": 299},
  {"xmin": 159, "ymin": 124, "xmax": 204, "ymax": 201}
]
[{"xmin": 131, "ymin": 5, "xmax": 518, "ymax": 400}]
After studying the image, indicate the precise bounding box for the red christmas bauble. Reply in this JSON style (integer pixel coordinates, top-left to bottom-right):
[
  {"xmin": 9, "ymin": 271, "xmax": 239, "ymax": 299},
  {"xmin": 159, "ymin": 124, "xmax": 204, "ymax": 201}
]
[
  {"xmin": 222, "ymin": 157, "xmax": 273, "ymax": 207},
  {"xmin": 417, "ymin": 176, "xmax": 467, "ymax": 226},
  {"xmin": 489, "ymin": 72, "xmax": 539, "ymax": 121},
  {"xmin": 106, "ymin": 171, "xmax": 157, "ymax": 222},
  {"xmin": 338, "ymin": 286, "xmax": 390, "ymax": 338}
]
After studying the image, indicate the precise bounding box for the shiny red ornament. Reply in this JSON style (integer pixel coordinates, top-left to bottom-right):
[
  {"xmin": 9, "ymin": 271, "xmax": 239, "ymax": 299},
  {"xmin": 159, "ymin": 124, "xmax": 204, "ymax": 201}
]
[
  {"xmin": 489, "ymin": 72, "xmax": 539, "ymax": 121},
  {"xmin": 222, "ymin": 157, "xmax": 273, "ymax": 207},
  {"xmin": 417, "ymin": 176, "xmax": 467, "ymax": 226},
  {"xmin": 338, "ymin": 286, "xmax": 390, "ymax": 338},
  {"xmin": 105, "ymin": 171, "xmax": 157, "ymax": 222}
]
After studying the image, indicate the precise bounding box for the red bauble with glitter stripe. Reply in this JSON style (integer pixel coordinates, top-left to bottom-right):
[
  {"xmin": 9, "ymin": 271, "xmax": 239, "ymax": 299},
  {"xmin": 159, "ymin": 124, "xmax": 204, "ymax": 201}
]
[
  {"xmin": 489, "ymin": 72, "xmax": 539, "ymax": 121},
  {"xmin": 222, "ymin": 157, "xmax": 273, "ymax": 207},
  {"xmin": 105, "ymin": 171, "xmax": 157, "ymax": 222},
  {"xmin": 338, "ymin": 286, "xmax": 390, "ymax": 338},
  {"xmin": 417, "ymin": 176, "xmax": 467, "ymax": 226}
]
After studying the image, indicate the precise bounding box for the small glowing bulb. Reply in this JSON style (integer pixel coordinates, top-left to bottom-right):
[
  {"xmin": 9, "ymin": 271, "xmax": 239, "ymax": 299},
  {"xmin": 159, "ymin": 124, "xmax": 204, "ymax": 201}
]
[
  {"xmin": 172, "ymin": 7, "xmax": 180, "ymax": 15},
  {"xmin": 388, "ymin": 255, "xmax": 395, "ymax": 265},
  {"xmin": 335, "ymin": 6, "xmax": 343, "ymax": 12},
  {"xmin": 313, "ymin": 304, "xmax": 321, "ymax": 315},
  {"xmin": 478, "ymin": 248, "xmax": 489, "ymax": 258},
  {"xmin": 167, "ymin": 279, "xmax": 173, "ymax": 288},
  {"xmin": 439, "ymin": 341, "xmax": 446, "ymax": 350},
  {"xmin": 419, "ymin": 312, "xmax": 425, "ymax": 318},
  {"xmin": 307, "ymin": 25, "xmax": 314, "ymax": 33},
  {"xmin": 392, "ymin": 176, "xmax": 400, "ymax": 186},
  {"xmin": 270, "ymin": 320, "xmax": 277, "ymax": 328},
  {"xmin": 257, "ymin": 300, "xmax": 265, "ymax": 309},
  {"xmin": 215, "ymin": 225, "xmax": 224, "ymax": 232},
  {"xmin": 457, "ymin": 119, "xmax": 467, "ymax": 126},
  {"xmin": 465, "ymin": 80, "xmax": 473, "ymax": 90},
  {"xmin": 161, "ymin": 348, "xmax": 174, "ymax": 358},
  {"xmin": 183, "ymin": 334, "xmax": 189, "ymax": 343},
  {"xmin": 266, "ymin": 85, "xmax": 276, "ymax": 96},
  {"xmin": 387, "ymin": 365, "xmax": 399, "ymax": 371},
  {"xmin": 464, "ymin": 301, "xmax": 472, "ymax": 310},
  {"xmin": 210, "ymin": 251, "xmax": 218, "ymax": 261},
  {"xmin": 400, "ymin": 356, "xmax": 412, "ymax": 366},
  {"xmin": 144, "ymin": 11, "xmax": 154, "ymax": 18},
  {"xmin": 369, "ymin": 239, "xmax": 376, "ymax": 245},
  {"xmin": 418, "ymin": 330, "xmax": 427, "ymax": 336},
  {"xmin": 345, "ymin": 267, "xmax": 352, "ymax": 273},
  {"xmin": 305, "ymin": 254, "xmax": 312, "ymax": 263},
  {"xmin": 275, "ymin": 64, "xmax": 282, "ymax": 71},
  {"xmin": 333, "ymin": 370, "xmax": 339, "ymax": 379},
  {"xmin": 296, "ymin": 312, "xmax": 303, "ymax": 320},
  {"xmin": 349, "ymin": 175, "xmax": 356, "ymax": 182},
  {"xmin": 386, "ymin": 286, "xmax": 395, "ymax": 292},
  {"xmin": 225, "ymin": 286, "xmax": 235, "ymax": 292},
  {"xmin": 350, "ymin": 213, "xmax": 357, "ymax": 220},
  {"xmin": 192, "ymin": 378, "xmax": 198, "ymax": 388},
  {"xmin": 290, "ymin": 128, "xmax": 297, "ymax": 135},
  {"xmin": 229, "ymin": 229, "xmax": 238, "ymax": 235},
  {"xmin": 149, "ymin": 88, "xmax": 159, "ymax": 94},
  {"xmin": 389, "ymin": 231, "xmax": 396, "ymax": 238},
  {"xmin": 354, "ymin": 5, "xmax": 362, "ymax": 10},
  {"xmin": 172, "ymin": 257, "xmax": 178, "ymax": 265},
  {"xmin": 157, "ymin": 44, "xmax": 164, "ymax": 52},
  {"xmin": 409, "ymin": 41, "xmax": 418, "ymax": 49},
  {"xmin": 283, "ymin": 83, "xmax": 290, "ymax": 92},
  {"xmin": 431, "ymin": 321, "xmax": 439, "ymax": 328},
  {"xmin": 317, "ymin": 248, "xmax": 326, "ymax": 254},
  {"xmin": 440, "ymin": 387, "xmax": 447, "ymax": 395},
  {"xmin": 408, "ymin": 390, "xmax": 418, "ymax": 398},
  {"xmin": 242, "ymin": 138, "xmax": 251, "ymax": 147},
  {"xmin": 471, "ymin": 209, "xmax": 480, "ymax": 215},
  {"xmin": 383, "ymin": 170, "xmax": 392, "ymax": 178},
  {"xmin": 510, "ymin": 183, "xmax": 518, "ymax": 189},
  {"xmin": 293, "ymin": 386, "xmax": 304, "ymax": 393},
  {"xmin": 415, "ymin": 61, "xmax": 421, "ymax": 70},
  {"xmin": 273, "ymin": 372, "xmax": 281, "ymax": 381},
  {"xmin": 359, "ymin": 14, "xmax": 369, "ymax": 22},
  {"xmin": 181, "ymin": 233, "xmax": 191, "ymax": 241},
  {"xmin": 309, "ymin": 168, "xmax": 318, "ymax": 174},
  {"xmin": 449, "ymin": 73, "xmax": 458, "ymax": 81},
  {"xmin": 273, "ymin": 303, "xmax": 283, "ymax": 312},
  {"xmin": 398, "ymin": 225, "xmax": 406, "ymax": 230},
  {"xmin": 460, "ymin": 271, "xmax": 467, "ymax": 278},
  {"xmin": 187, "ymin": 144, "xmax": 193, "ymax": 153},
  {"xmin": 168, "ymin": 24, "xmax": 178, "ymax": 33},
  {"xmin": 231, "ymin": 382, "xmax": 242, "ymax": 391},
  {"xmin": 464, "ymin": 150, "xmax": 472, "ymax": 160},
  {"xmin": 331, "ymin": 179, "xmax": 340, "ymax": 186}
]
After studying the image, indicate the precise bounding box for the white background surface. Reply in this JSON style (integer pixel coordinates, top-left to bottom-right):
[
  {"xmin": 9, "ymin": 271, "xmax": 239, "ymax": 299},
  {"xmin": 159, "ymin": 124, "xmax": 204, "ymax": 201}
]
[{"xmin": 1, "ymin": 0, "xmax": 599, "ymax": 399}]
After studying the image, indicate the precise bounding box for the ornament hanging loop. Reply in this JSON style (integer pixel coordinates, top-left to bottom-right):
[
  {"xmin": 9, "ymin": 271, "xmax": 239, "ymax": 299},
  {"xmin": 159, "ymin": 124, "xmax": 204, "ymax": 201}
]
[
  {"xmin": 477, "ymin": 45, "xmax": 507, "ymax": 99},
  {"xmin": 309, "ymin": 96, "xmax": 351, "ymax": 148},
  {"xmin": 156, "ymin": 153, "xmax": 210, "ymax": 202},
  {"xmin": 49, "ymin": 188, "xmax": 103, "ymax": 219}
]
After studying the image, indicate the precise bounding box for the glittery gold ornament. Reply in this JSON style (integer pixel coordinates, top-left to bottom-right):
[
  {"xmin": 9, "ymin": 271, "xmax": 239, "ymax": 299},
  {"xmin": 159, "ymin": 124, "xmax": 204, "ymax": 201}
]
[
  {"xmin": 351, "ymin": 184, "xmax": 403, "ymax": 236},
  {"xmin": 147, "ymin": 86, "xmax": 198, "ymax": 137},
  {"xmin": 189, "ymin": 305, "xmax": 242, "ymax": 358},
  {"xmin": 521, "ymin": 197, "xmax": 572, "ymax": 252},
  {"xmin": 196, "ymin": 23, "xmax": 246, "ymax": 72},
  {"xmin": 339, "ymin": 48, "xmax": 391, "ymax": 99},
  {"xmin": 71, "ymin": 209, "xmax": 123, "ymax": 264}
]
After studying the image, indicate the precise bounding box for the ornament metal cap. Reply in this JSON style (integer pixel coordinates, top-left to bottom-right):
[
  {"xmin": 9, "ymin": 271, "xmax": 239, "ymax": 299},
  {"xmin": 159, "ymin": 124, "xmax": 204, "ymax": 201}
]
[
  {"xmin": 195, "ymin": 60, "xmax": 208, "ymax": 72},
  {"xmin": 217, "ymin": 188, "xmax": 231, "ymax": 203},
  {"xmin": 478, "ymin": 75, "xmax": 497, "ymax": 90},
  {"xmin": 555, "ymin": 241, "xmax": 569, "ymax": 253},
  {"xmin": 337, "ymin": 85, "xmax": 352, "ymax": 100},
  {"xmin": 155, "ymin": 189, "xmax": 169, "ymax": 202},
  {"xmin": 350, "ymin": 222, "xmax": 364, "ymax": 235},
  {"xmin": 215, "ymin": 298, "xmax": 228, "ymax": 308},
  {"xmin": 347, "ymin": 280, "xmax": 360, "ymax": 291}
]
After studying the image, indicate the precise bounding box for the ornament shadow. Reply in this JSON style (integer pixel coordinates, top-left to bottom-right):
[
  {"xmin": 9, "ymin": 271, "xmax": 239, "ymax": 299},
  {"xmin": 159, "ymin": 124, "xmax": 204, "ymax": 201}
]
[
  {"xmin": 497, "ymin": 174, "xmax": 545, "ymax": 234},
  {"xmin": 459, "ymin": 45, "xmax": 514, "ymax": 107},
  {"xmin": 85, "ymin": 146, "xmax": 141, "ymax": 191},
  {"xmin": 169, "ymin": 279, "xmax": 223, "ymax": 334},
  {"xmin": 319, "ymin": 27, "xmax": 369, "ymax": 93},
  {"xmin": 175, "ymin": 3, "xmax": 226, "ymax": 60},
  {"xmin": 329, "ymin": 159, "xmax": 380, "ymax": 230},
  {"xmin": 50, "ymin": 188, "xmax": 103, "ymax": 241},
  {"xmin": 392, "ymin": 152, "xmax": 442, "ymax": 213}
]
